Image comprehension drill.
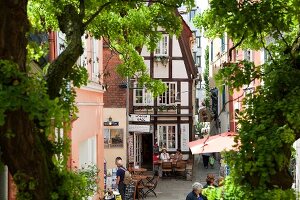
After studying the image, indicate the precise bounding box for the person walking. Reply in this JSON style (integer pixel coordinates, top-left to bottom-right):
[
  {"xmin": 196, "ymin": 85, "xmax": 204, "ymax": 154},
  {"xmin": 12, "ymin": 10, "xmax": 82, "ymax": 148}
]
[
  {"xmin": 115, "ymin": 157, "xmax": 126, "ymax": 200},
  {"xmin": 186, "ymin": 182, "xmax": 207, "ymax": 200}
]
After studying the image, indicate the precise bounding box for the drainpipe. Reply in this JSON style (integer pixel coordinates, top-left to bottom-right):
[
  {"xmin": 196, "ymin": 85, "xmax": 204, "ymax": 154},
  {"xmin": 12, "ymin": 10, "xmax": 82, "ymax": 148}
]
[{"xmin": 49, "ymin": 31, "xmax": 56, "ymax": 61}]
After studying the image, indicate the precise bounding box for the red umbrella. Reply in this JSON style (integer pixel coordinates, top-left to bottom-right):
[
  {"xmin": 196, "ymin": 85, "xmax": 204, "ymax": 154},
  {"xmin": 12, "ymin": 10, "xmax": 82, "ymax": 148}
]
[{"xmin": 188, "ymin": 132, "xmax": 238, "ymax": 154}]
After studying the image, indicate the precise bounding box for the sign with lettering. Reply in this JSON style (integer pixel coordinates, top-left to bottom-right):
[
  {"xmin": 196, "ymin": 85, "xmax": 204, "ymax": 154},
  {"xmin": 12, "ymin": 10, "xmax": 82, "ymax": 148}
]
[
  {"xmin": 128, "ymin": 114, "xmax": 150, "ymax": 122},
  {"xmin": 180, "ymin": 124, "xmax": 189, "ymax": 151},
  {"xmin": 128, "ymin": 124, "xmax": 150, "ymax": 133}
]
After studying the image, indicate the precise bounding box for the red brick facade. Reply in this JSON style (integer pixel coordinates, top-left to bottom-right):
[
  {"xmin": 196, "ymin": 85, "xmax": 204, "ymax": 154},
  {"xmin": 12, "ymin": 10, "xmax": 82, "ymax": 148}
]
[{"xmin": 103, "ymin": 43, "xmax": 126, "ymax": 108}]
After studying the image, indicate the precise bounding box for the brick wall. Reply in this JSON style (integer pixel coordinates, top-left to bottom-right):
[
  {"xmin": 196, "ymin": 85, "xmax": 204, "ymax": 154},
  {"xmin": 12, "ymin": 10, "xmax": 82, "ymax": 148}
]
[{"xmin": 103, "ymin": 42, "xmax": 126, "ymax": 108}]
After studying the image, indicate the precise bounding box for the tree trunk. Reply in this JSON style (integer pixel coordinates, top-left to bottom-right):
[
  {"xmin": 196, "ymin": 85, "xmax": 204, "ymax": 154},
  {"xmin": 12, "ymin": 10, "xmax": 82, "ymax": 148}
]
[{"xmin": 0, "ymin": 1, "xmax": 57, "ymax": 199}]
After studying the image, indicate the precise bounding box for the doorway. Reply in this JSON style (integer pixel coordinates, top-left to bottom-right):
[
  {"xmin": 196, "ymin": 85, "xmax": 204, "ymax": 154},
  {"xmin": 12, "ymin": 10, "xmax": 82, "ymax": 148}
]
[{"xmin": 141, "ymin": 134, "xmax": 153, "ymax": 170}]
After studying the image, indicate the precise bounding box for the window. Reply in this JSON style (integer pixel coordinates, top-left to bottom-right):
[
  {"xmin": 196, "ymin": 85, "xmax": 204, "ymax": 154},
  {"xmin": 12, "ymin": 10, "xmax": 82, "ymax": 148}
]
[
  {"xmin": 57, "ymin": 32, "xmax": 66, "ymax": 56},
  {"xmin": 133, "ymin": 85, "xmax": 153, "ymax": 106},
  {"xmin": 155, "ymin": 35, "xmax": 168, "ymax": 55},
  {"xmin": 79, "ymin": 136, "xmax": 97, "ymax": 168},
  {"xmin": 189, "ymin": 10, "xmax": 196, "ymax": 21},
  {"xmin": 263, "ymin": 48, "xmax": 269, "ymax": 63},
  {"xmin": 243, "ymin": 87, "xmax": 255, "ymax": 109},
  {"xmin": 158, "ymin": 82, "xmax": 176, "ymax": 105},
  {"xmin": 79, "ymin": 35, "xmax": 87, "ymax": 68},
  {"xmin": 196, "ymin": 36, "xmax": 201, "ymax": 48},
  {"xmin": 196, "ymin": 56, "xmax": 201, "ymax": 66},
  {"xmin": 92, "ymin": 38, "xmax": 99, "ymax": 81},
  {"xmin": 244, "ymin": 49, "xmax": 252, "ymax": 61},
  {"xmin": 104, "ymin": 129, "xmax": 124, "ymax": 148},
  {"xmin": 221, "ymin": 35, "xmax": 226, "ymax": 53},
  {"xmin": 158, "ymin": 125, "xmax": 177, "ymax": 150},
  {"xmin": 193, "ymin": 52, "xmax": 197, "ymax": 63},
  {"xmin": 222, "ymin": 85, "xmax": 226, "ymax": 109},
  {"xmin": 210, "ymin": 41, "xmax": 214, "ymax": 62}
]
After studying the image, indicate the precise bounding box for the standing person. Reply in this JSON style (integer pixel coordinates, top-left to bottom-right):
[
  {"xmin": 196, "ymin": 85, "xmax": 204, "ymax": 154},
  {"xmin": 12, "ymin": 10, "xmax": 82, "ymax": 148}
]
[
  {"xmin": 203, "ymin": 173, "xmax": 217, "ymax": 188},
  {"xmin": 186, "ymin": 182, "xmax": 207, "ymax": 200},
  {"xmin": 115, "ymin": 157, "xmax": 126, "ymax": 200},
  {"xmin": 202, "ymin": 153, "xmax": 210, "ymax": 169},
  {"xmin": 202, "ymin": 173, "xmax": 217, "ymax": 199},
  {"xmin": 174, "ymin": 149, "xmax": 183, "ymax": 161}
]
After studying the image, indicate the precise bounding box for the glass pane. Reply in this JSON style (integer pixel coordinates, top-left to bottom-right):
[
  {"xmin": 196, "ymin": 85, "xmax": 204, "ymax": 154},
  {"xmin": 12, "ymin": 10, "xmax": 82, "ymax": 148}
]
[{"xmin": 163, "ymin": 36, "xmax": 168, "ymax": 55}]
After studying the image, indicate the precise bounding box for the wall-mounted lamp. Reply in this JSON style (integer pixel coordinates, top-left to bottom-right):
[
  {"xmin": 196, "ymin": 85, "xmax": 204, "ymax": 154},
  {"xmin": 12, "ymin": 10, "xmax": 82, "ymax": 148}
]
[{"xmin": 104, "ymin": 116, "xmax": 119, "ymax": 126}]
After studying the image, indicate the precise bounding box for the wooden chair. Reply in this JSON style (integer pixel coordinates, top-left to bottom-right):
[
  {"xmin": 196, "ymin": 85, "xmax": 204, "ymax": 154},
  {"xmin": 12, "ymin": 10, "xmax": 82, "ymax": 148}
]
[
  {"xmin": 144, "ymin": 174, "xmax": 159, "ymax": 198},
  {"xmin": 161, "ymin": 161, "xmax": 172, "ymax": 177},
  {"xmin": 174, "ymin": 160, "xmax": 187, "ymax": 179}
]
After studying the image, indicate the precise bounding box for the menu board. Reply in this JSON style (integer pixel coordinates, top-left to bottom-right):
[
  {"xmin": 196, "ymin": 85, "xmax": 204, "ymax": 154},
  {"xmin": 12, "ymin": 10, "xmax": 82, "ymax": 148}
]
[
  {"xmin": 127, "ymin": 135, "xmax": 134, "ymax": 163},
  {"xmin": 180, "ymin": 124, "xmax": 189, "ymax": 151}
]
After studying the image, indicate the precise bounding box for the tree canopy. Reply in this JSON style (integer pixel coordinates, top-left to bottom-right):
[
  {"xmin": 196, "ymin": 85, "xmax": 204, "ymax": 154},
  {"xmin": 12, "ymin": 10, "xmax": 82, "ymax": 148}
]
[
  {"xmin": 0, "ymin": 0, "xmax": 194, "ymax": 199},
  {"xmin": 195, "ymin": 0, "xmax": 300, "ymax": 199}
]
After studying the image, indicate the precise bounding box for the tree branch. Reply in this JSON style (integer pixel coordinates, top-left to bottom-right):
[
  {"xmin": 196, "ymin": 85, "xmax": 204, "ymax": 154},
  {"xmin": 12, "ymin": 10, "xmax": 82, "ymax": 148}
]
[
  {"xmin": 83, "ymin": 1, "xmax": 113, "ymax": 28},
  {"xmin": 228, "ymin": 33, "xmax": 245, "ymax": 61},
  {"xmin": 46, "ymin": 5, "xmax": 84, "ymax": 99},
  {"xmin": 79, "ymin": 0, "xmax": 85, "ymax": 19}
]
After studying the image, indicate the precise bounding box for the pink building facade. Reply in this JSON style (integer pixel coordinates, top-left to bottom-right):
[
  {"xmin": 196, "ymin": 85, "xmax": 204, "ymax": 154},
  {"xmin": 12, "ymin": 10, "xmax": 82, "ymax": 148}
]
[{"xmin": 55, "ymin": 32, "xmax": 105, "ymax": 198}]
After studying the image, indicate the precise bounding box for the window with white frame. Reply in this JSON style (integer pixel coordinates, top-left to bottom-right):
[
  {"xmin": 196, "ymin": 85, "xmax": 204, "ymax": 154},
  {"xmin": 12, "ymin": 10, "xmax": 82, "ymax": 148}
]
[
  {"xmin": 158, "ymin": 125, "xmax": 177, "ymax": 150},
  {"xmin": 54, "ymin": 127, "xmax": 64, "ymax": 165},
  {"xmin": 158, "ymin": 82, "xmax": 176, "ymax": 105},
  {"xmin": 243, "ymin": 87, "xmax": 255, "ymax": 110},
  {"xmin": 57, "ymin": 32, "xmax": 66, "ymax": 56},
  {"xmin": 92, "ymin": 38, "xmax": 99, "ymax": 81},
  {"xmin": 133, "ymin": 85, "xmax": 153, "ymax": 106},
  {"xmin": 221, "ymin": 34, "xmax": 226, "ymax": 53},
  {"xmin": 79, "ymin": 35, "xmax": 87, "ymax": 68},
  {"xmin": 79, "ymin": 136, "xmax": 97, "ymax": 168},
  {"xmin": 155, "ymin": 35, "xmax": 168, "ymax": 56},
  {"xmin": 243, "ymin": 49, "xmax": 252, "ymax": 61},
  {"xmin": 196, "ymin": 36, "xmax": 201, "ymax": 48},
  {"xmin": 189, "ymin": 10, "xmax": 196, "ymax": 21}
]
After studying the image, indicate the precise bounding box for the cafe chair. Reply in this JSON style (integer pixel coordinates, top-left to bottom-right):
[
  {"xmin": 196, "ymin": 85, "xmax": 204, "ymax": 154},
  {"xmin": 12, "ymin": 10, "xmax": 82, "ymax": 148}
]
[
  {"xmin": 161, "ymin": 161, "xmax": 173, "ymax": 178},
  {"xmin": 174, "ymin": 160, "xmax": 187, "ymax": 179},
  {"xmin": 137, "ymin": 183, "xmax": 145, "ymax": 200},
  {"xmin": 144, "ymin": 174, "xmax": 159, "ymax": 198}
]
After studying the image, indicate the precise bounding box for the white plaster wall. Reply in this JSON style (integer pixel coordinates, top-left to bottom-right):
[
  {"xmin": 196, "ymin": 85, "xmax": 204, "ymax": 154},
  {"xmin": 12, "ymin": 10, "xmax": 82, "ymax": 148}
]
[
  {"xmin": 157, "ymin": 117, "xmax": 177, "ymax": 121},
  {"xmin": 181, "ymin": 109, "xmax": 190, "ymax": 114},
  {"xmin": 144, "ymin": 60, "xmax": 151, "ymax": 73},
  {"xmin": 181, "ymin": 82, "xmax": 189, "ymax": 106},
  {"xmin": 141, "ymin": 46, "xmax": 150, "ymax": 57},
  {"xmin": 103, "ymin": 108, "xmax": 127, "ymax": 169},
  {"xmin": 172, "ymin": 60, "xmax": 188, "ymax": 78},
  {"xmin": 153, "ymin": 64, "xmax": 169, "ymax": 78},
  {"xmin": 172, "ymin": 37, "xmax": 183, "ymax": 57}
]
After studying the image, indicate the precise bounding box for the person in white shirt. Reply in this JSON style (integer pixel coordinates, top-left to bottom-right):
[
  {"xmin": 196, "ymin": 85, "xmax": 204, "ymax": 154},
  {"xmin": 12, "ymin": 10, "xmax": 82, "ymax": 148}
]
[
  {"xmin": 160, "ymin": 148, "xmax": 171, "ymax": 177},
  {"xmin": 160, "ymin": 148, "xmax": 170, "ymax": 161}
]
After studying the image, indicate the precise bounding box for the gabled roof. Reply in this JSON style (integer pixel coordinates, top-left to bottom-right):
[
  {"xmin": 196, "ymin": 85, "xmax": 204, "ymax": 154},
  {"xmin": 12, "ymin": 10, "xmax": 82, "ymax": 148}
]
[{"xmin": 176, "ymin": 11, "xmax": 198, "ymax": 79}]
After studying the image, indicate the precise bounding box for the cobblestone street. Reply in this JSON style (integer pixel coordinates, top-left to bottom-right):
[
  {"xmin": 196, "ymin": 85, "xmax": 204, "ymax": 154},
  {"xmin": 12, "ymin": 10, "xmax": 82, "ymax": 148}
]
[{"xmin": 145, "ymin": 154, "xmax": 220, "ymax": 200}]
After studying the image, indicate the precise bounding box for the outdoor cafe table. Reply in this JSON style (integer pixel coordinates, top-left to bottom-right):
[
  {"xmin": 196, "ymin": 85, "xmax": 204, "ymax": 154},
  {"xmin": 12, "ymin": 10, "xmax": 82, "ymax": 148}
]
[{"xmin": 132, "ymin": 167, "xmax": 147, "ymax": 175}]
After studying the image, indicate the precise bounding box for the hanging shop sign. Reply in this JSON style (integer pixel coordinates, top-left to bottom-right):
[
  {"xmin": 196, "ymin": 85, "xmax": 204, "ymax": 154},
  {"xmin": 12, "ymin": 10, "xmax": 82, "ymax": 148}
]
[
  {"xmin": 128, "ymin": 124, "xmax": 150, "ymax": 133},
  {"xmin": 128, "ymin": 114, "xmax": 150, "ymax": 122}
]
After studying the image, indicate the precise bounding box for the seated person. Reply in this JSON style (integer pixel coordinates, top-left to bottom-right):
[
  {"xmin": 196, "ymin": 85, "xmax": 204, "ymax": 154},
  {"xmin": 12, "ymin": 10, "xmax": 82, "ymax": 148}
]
[
  {"xmin": 160, "ymin": 148, "xmax": 170, "ymax": 161},
  {"xmin": 174, "ymin": 149, "xmax": 183, "ymax": 161}
]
